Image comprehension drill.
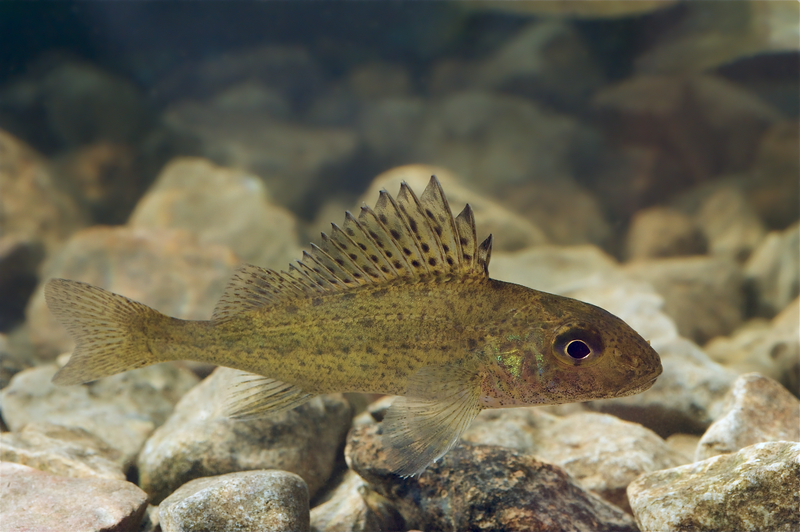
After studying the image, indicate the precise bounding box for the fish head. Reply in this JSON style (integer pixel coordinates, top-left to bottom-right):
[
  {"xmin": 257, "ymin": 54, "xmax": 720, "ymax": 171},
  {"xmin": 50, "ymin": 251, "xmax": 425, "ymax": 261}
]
[{"xmin": 479, "ymin": 293, "xmax": 663, "ymax": 408}]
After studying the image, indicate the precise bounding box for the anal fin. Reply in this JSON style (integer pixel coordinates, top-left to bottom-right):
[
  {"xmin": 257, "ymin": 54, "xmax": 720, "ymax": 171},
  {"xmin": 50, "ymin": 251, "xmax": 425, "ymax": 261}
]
[
  {"xmin": 224, "ymin": 371, "xmax": 315, "ymax": 419},
  {"xmin": 382, "ymin": 364, "xmax": 482, "ymax": 477}
]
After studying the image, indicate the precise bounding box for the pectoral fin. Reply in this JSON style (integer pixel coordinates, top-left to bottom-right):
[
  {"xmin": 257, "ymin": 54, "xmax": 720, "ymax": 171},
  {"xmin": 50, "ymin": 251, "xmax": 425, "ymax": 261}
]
[
  {"xmin": 382, "ymin": 365, "xmax": 482, "ymax": 477},
  {"xmin": 224, "ymin": 371, "xmax": 315, "ymax": 419}
]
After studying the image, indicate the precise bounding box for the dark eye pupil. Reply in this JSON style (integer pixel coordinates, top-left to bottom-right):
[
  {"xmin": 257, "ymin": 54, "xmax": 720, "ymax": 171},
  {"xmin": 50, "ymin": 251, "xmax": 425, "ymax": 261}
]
[{"xmin": 566, "ymin": 340, "xmax": 591, "ymax": 359}]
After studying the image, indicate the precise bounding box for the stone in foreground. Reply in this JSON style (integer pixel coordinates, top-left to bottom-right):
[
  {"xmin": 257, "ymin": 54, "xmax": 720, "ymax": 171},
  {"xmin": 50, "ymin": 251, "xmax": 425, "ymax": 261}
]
[
  {"xmin": 0, "ymin": 462, "xmax": 148, "ymax": 532},
  {"xmin": 346, "ymin": 424, "xmax": 637, "ymax": 532},
  {"xmin": 628, "ymin": 441, "xmax": 800, "ymax": 532},
  {"xmin": 159, "ymin": 470, "xmax": 309, "ymax": 532}
]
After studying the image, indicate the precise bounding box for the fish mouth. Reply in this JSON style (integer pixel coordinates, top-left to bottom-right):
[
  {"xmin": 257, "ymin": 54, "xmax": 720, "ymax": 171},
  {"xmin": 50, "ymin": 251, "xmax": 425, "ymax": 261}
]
[{"xmin": 619, "ymin": 374, "xmax": 659, "ymax": 396}]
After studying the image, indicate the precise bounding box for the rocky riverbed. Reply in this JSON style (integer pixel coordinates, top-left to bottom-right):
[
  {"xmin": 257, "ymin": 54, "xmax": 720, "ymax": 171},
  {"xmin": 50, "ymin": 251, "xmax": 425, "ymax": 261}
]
[{"xmin": 1, "ymin": 2, "xmax": 798, "ymax": 531}]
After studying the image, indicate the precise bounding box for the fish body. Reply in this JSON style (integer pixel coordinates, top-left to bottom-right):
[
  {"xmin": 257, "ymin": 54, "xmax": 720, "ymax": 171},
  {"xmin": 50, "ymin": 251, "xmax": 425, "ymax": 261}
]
[{"xmin": 46, "ymin": 177, "xmax": 662, "ymax": 476}]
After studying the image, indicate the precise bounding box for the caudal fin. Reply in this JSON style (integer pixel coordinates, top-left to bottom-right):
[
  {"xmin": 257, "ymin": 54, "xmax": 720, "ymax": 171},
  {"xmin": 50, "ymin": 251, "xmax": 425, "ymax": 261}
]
[{"xmin": 45, "ymin": 279, "xmax": 164, "ymax": 385}]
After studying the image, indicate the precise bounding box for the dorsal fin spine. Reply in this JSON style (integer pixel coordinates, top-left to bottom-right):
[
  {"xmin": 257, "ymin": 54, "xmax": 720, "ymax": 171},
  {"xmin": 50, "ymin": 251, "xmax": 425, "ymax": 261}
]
[
  {"xmin": 343, "ymin": 211, "xmax": 390, "ymax": 281},
  {"xmin": 326, "ymin": 224, "xmax": 371, "ymax": 285}
]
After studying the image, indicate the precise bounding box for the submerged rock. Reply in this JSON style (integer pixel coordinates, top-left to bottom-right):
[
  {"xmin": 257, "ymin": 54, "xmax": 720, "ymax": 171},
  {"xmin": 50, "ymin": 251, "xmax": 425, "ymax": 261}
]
[
  {"xmin": 628, "ymin": 442, "xmax": 800, "ymax": 532},
  {"xmin": 129, "ymin": 157, "xmax": 301, "ymax": 270},
  {"xmin": 0, "ymin": 421, "xmax": 125, "ymax": 480},
  {"xmin": 159, "ymin": 470, "xmax": 310, "ymax": 532},
  {"xmin": 0, "ymin": 462, "xmax": 148, "ymax": 532},
  {"xmin": 705, "ymin": 297, "xmax": 799, "ymax": 392},
  {"xmin": 346, "ymin": 424, "xmax": 638, "ymax": 532},
  {"xmin": 464, "ymin": 410, "xmax": 684, "ymax": 513},
  {"xmin": 625, "ymin": 206, "xmax": 707, "ymax": 260},
  {"xmin": 694, "ymin": 185, "xmax": 766, "ymax": 261},
  {"xmin": 695, "ymin": 373, "xmax": 800, "ymax": 461},
  {"xmin": 137, "ymin": 367, "xmax": 352, "ymax": 504},
  {"xmin": 0, "ymin": 363, "xmax": 198, "ymax": 467},
  {"xmin": 27, "ymin": 225, "xmax": 238, "ymax": 359},
  {"xmin": 744, "ymin": 222, "xmax": 799, "ymax": 317},
  {"xmin": 623, "ymin": 255, "xmax": 744, "ymax": 344},
  {"xmin": 310, "ymin": 469, "xmax": 404, "ymax": 532}
]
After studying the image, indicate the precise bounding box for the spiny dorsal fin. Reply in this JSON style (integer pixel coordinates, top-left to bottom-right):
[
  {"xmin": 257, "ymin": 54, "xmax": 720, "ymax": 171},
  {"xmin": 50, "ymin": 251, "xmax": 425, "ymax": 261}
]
[{"xmin": 213, "ymin": 176, "xmax": 488, "ymax": 320}]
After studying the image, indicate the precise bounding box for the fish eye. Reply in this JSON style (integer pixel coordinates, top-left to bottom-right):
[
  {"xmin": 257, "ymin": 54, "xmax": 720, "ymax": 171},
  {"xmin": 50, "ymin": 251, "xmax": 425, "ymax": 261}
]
[
  {"xmin": 552, "ymin": 325, "xmax": 603, "ymax": 365},
  {"xmin": 565, "ymin": 339, "xmax": 591, "ymax": 359}
]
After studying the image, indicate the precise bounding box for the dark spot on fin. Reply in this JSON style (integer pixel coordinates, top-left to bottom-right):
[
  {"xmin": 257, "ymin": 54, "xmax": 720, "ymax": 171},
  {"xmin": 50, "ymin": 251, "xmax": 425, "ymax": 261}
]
[{"xmin": 214, "ymin": 177, "xmax": 491, "ymax": 320}]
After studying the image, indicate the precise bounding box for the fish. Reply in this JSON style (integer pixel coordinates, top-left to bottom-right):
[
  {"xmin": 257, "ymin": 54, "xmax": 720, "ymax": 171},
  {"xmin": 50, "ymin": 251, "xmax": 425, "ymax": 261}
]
[{"xmin": 45, "ymin": 176, "xmax": 662, "ymax": 476}]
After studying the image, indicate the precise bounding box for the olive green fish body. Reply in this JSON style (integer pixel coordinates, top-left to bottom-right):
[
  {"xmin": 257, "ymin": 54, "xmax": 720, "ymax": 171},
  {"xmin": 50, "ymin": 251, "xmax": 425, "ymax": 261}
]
[{"xmin": 46, "ymin": 177, "xmax": 662, "ymax": 476}]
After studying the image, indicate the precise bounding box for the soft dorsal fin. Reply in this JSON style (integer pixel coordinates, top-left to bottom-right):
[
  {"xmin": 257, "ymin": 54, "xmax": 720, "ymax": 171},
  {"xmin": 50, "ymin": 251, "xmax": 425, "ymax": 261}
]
[{"xmin": 213, "ymin": 176, "xmax": 491, "ymax": 320}]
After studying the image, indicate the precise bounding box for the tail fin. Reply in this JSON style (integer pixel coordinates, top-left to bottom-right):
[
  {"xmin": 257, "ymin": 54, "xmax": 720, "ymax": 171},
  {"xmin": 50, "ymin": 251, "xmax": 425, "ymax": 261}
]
[{"xmin": 45, "ymin": 279, "xmax": 165, "ymax": 385}]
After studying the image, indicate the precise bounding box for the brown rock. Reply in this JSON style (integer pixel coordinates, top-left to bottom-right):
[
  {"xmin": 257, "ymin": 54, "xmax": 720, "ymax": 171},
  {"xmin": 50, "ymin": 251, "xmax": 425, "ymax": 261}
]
[
  {"xmin": 159, "ymin": 470, "xmax": 310, "ymax": 532},
  {"xmin": 464, "ymin": 410, "xmax": 685, "ymax": 513},
  {"xmin": 0, "ymin": 462, "xmax": 148, "ymax": 532},
  {"xmin": 0, "ymin": 129, "xmax": 86, "ymax": 254},
  {"xmin": 628, "ymin": 442, "xmax": 800, "ymax": 532},
  {"xmin": 696, "ymin": 373, "xmax": 800, "ymax": 461},
  {"xmin": 593, "ymin": 75, "xmax": 780, "ymax": 197},
  {"xmin": 346, "ymin": 424, "xmax": 638, "ymax": 532},
  {"xmin": 27, "ymin": 225, "xmax": 238, "ymax": 359},
  {"xmin": 129, "ymin": 157, "xmax": 301, "ymax": 270},
  {"xmin": 137, "ymin": 367, "xmax": 352, "ymax": 504},
  {"xmin": 625, "ymin": 206, "xmax": 707, "ymax": 260},
  {"xmin": 0, "ymin": 422, "xmax": 125, "ymax": 480},
  {"xmin": 747, "ymin": 121, "xmax": 800, "ymax": 229}
]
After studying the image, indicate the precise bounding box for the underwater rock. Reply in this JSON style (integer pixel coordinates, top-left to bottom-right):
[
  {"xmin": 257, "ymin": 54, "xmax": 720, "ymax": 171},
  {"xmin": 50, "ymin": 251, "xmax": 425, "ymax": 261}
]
[
  {"xmin": 0, "ymin": 422, "xmax": 125, "ymax": 480},
  {"xmin": 347, "ymin": 62, "xmax": 413, "ymax": 100},
  {"xmin": 310, "ymin": 469, "xmax": 404, "ymax": 532},
  {"xmin": 0, "ymin": 129, "xmax": 86, "ymax": 254},
  {"xmin": 26, "ymin": 225, "xmax": 238, "ymax": 359},
  {"xmin": 705, "ymin": 298, "xmax": 799, "ymax": 392},
  {"xmin": 52, "ymin": 142, "xmax": 143, "ymax": 225},
  {"xmin": 361, "ymin": 165, "xmax": 549, "ymax": 252},
  {"xmin": 495, "ymin": 178, "xmax": 612, "ymax": 247},
  {"xmin": 361, "ymin": 91, "xmax": 587, "ymax": 192},
  {"xmin": 694, "ymin": 185, "xmax": 766, "ymax": 261},
  {"xmin": 744, "ymin": 222, "xmax": 799, "ymax": 318},
  {"xmin": 628, "ymin": 441, "xmax": 800, "ymax": 532},
  {"xmin": 593, "ymin": 75, "xmax": 780, "ymax": 190},
  {"xmin": 0, "ymin": 331, "xmax": 29, "ymax": 391},
  {"xmin": 464, "ymin": 410, "xmax": 684, "ymax": 513},
  {"xmin": 0, "ymin": 58, "xmax": 151, "ymax": 150},
  {"xmin": 624, "ymin": 206, "xmax": 707, "ymax": 260},
  {"xmin": 0, "ymin": 363, "xmax": 198, "ymax": 468},
  {"xmin": 153, "ymin": 45, "xmax": 324, "ymax": 110},
  {"xmin": 635, "ymin": 1, "xmax": 800, "ymax": 74},
  {"xmin": 129, "ymin": 157, "xmax": 302, "ymax": 270},
  {"xmin": 163, "ymin": 101, "xmax": 359, "ymax": 211},
  {"xmin": 346, "ymin": 424, "xmax": 638, "ymax": 532},
  {"xmin": 695, "ymin": 373, "xmax": 800, "ymax": 461},
  {"xmin": 665, "ymin": 433, "xmax": 701, "ymax": 465},
  {"xmin": 747, "ymin": 121, "xmax": 800, "ymax": 229},
  {"xmin": 470, "ymin": 20, "xmax": 605, "ymax": 109},
  {"xmin": 0, "ymin": 462, "xmax": 148, "ymax": 532},
  {"xmin": 623, "ymin": 256, "xmax": 744, "ymax": 345},
  {"xmin": 159, "ymin": 470, "xmax": 310, "ymax": 532},
  {"xmin": 137, "ymin": 367, "xmax": 352, "ymax": 504}
]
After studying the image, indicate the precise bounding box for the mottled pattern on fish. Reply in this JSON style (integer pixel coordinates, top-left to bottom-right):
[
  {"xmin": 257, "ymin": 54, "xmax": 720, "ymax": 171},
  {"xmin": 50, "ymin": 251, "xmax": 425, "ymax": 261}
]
[{"xmin": 45, "ymin": 176, "xmax": 663, "ymax": 476}]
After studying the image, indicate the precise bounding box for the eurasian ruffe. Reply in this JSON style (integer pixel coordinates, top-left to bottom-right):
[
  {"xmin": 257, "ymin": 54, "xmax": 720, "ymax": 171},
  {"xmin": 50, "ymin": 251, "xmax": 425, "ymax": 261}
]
[{"xmin": 45, "ymin": 176, "xmax": 662, "ymax": 476}]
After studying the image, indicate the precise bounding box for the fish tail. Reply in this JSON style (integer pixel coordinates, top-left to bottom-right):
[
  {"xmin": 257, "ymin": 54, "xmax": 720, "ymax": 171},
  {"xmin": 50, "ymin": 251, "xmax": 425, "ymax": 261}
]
[{"xmin": 45, "ymin": 278, "xmax": 166, "ymax": 385}]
